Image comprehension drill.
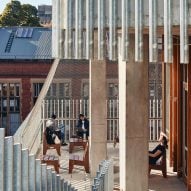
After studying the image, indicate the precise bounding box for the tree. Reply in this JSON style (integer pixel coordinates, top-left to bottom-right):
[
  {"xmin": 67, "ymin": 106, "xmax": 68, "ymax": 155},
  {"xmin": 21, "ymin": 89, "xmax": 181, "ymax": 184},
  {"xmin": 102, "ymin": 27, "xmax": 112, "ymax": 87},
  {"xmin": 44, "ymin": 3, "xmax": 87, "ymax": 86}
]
[{"xmin": 0, "ymin": 0, "xmax": 40, "ymax": 27}]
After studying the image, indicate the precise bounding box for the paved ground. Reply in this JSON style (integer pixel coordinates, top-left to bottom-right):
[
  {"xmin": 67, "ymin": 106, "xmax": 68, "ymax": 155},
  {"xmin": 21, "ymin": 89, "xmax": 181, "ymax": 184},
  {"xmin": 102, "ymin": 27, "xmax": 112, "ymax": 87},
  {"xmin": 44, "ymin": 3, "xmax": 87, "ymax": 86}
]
[{"xmin": 38, "ymin": 142, "xmax": 187, "ymax": 191}]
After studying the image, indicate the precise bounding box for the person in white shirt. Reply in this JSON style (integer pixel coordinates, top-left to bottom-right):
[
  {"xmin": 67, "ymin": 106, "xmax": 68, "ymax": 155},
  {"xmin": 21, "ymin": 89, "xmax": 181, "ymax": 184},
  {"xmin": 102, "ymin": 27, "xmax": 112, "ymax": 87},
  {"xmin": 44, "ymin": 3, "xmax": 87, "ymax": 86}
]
[{"xmin": 46, "ymin": 114, "xmax": 68, "ymax": 146}]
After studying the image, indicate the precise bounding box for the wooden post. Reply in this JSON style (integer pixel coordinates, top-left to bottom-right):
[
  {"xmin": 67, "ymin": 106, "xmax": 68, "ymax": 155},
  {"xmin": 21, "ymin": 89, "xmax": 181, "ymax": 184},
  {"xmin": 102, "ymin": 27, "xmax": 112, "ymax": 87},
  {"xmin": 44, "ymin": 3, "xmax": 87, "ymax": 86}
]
[{"xmin": 187, "ymin": 63, "xmax": 191, "ymax": 191}]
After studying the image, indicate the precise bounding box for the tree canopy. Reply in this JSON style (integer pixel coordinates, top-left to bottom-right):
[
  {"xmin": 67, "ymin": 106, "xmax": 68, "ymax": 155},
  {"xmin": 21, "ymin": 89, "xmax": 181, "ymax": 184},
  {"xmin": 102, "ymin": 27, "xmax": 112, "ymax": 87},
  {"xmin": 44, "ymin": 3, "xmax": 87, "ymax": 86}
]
[{"xmin": 0, "ymin": 0, "xmax": 40, "ymax": 27}]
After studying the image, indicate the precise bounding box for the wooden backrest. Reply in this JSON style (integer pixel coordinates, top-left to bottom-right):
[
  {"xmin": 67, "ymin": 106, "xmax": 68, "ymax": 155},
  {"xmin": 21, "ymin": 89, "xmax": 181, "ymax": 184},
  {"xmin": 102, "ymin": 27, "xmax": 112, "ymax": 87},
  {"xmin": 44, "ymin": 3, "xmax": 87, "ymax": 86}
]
[{"xmin": 43, "ymin": 130, "xmax": 48, "ymax": 145}]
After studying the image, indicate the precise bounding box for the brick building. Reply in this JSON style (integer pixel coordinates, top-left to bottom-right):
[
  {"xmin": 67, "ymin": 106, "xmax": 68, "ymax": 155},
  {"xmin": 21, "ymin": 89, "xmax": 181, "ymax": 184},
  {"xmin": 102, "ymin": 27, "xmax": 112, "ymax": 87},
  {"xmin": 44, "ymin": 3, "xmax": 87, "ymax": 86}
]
[{"xmin": 0, "ymin": 27, "xmax": 118, "ymax": 136}]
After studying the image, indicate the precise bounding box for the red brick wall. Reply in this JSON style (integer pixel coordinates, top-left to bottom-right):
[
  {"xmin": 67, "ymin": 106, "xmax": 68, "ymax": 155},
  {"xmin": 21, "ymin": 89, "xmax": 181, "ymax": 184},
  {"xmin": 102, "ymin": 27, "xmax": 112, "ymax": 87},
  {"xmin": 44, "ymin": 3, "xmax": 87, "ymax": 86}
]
[
  {"xmin": 0, "ymin": 59, "xmax": 118, "ymax": 121},
  {"xmin": 0, "ymin": 60, "xmax": 52, "ymax": 120}
]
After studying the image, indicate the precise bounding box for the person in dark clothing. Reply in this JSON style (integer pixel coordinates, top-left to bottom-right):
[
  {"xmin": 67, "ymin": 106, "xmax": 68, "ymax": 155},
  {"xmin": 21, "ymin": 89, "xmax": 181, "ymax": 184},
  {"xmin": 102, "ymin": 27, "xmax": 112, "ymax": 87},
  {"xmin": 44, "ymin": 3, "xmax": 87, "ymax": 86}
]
[
  {"xmin": 149, "ymin": 132, "xmax": 168, "ymax": 165},
  {"xmin": 76, "ymin": 114, "xmax": 89, "ymax": 139}
]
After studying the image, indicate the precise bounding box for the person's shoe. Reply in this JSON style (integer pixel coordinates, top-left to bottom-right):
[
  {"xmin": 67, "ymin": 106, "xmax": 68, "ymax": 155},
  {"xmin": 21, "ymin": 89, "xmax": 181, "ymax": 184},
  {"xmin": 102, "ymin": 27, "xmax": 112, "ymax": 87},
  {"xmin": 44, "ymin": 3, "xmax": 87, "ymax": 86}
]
[{"xmin": 62, "ymin": 142, "xmax": 68, "ymax": 146}]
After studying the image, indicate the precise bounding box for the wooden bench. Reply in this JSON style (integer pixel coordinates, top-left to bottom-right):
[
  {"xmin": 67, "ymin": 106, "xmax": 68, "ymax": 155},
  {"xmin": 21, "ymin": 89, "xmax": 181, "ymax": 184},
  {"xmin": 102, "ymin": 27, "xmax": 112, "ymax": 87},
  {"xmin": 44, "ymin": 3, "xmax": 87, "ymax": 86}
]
[
  {"xmin": 41, "ymin": 155, "xmax": 60, "ymax": 173},
  {"xmin": 69, "ymin": 142, "xmax": 90, "ymax": 174},
  {"xmin": 43, "ymin": 131, "xmax": 61, "ymax": 156},
  {"xmin": 149, "ymin": 151, "xmax": 167, "ymax": 178},
  {"xmin": 69, "ymin": 138, "xmax": 87, "ymax": 153}
]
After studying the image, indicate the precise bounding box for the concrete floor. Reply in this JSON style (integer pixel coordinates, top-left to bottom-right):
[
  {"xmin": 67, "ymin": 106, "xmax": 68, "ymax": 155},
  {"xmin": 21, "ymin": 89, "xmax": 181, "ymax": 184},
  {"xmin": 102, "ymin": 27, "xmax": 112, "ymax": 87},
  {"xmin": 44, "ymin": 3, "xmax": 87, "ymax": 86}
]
[{"xmin": 39, "ymin": 143, "xmax": 187, "ymax": 191}]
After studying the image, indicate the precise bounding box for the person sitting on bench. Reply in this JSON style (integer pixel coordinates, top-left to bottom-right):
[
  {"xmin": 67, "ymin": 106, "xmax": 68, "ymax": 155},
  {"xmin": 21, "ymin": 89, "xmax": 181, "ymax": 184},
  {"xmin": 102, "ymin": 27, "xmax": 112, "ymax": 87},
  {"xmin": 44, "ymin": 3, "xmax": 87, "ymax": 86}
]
[
  {"xmin": 76, "ymin": 114, "xmax": 89, "ymax": 139},
  {"xmin": 149, "ymin": 132, "xmax": 168, "ymax": 165},
  {"xmin": 46, "ymin": 114, "xmax": 68, "ymax": 146}
]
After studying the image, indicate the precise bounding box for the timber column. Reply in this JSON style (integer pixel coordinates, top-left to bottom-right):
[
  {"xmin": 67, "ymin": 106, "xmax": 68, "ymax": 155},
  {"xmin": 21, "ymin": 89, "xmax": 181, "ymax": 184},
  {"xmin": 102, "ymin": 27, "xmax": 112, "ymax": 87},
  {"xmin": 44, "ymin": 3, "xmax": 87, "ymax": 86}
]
[
  {"xmin": 119, "ymin": 35, "xmax": 149, "ymax": 190},
  {"xmin": 89, "ymin": 59, "xmax": 107, "ymax": 176}
]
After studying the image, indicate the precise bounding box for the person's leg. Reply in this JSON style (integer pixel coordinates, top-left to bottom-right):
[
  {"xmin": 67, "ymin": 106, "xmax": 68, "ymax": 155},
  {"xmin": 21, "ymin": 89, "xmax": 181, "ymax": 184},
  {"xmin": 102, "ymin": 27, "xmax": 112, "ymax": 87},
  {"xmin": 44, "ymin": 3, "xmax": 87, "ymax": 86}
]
[
  {"xmin": 60, "ymin": 126, "xmax": 68, "ymax": 146},
  {"xmin": 55, "ymin": 130, "xmax": 62, "ymax": 140}
]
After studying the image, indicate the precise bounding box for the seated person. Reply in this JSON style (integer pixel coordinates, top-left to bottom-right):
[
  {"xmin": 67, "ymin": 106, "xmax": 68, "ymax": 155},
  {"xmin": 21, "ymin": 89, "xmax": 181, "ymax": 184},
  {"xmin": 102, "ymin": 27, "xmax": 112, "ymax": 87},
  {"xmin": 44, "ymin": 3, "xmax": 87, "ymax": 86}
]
[
  {"xmin": 149, "ymin": 132, "xmax": 168, "ymax": 165},
  {"xmin": 76, "ymin": 114, "xmax": 89, "ymax": 139},
  {"xmin": 46, "ymin": 114, "xmax": 68, "ymax": 146}
]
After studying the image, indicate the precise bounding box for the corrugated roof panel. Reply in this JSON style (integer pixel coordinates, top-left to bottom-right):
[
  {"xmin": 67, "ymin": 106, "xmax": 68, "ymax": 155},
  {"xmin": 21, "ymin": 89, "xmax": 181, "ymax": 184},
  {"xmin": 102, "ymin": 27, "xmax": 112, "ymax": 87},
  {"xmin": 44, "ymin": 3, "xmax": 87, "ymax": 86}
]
[{"xmin": 0, "ymin": 27, "xmax": 52, "ymax": 59}]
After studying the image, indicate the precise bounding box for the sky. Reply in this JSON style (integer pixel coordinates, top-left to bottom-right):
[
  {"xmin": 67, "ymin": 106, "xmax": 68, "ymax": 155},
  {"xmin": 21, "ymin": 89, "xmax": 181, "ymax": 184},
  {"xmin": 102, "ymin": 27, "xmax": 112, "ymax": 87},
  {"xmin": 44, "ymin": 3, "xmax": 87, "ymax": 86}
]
[{"xmin": 0, "ymin": 0, "xmax": 52, "ymax": 14}]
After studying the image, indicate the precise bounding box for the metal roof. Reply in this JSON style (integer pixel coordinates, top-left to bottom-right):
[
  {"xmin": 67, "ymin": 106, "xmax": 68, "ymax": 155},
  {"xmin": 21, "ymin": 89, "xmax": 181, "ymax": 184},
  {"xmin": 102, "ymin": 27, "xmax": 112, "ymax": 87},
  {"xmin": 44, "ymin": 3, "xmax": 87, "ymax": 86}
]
[{"xmin": 0, "ymin": 27, "xmax": 52, "ymax": 59}]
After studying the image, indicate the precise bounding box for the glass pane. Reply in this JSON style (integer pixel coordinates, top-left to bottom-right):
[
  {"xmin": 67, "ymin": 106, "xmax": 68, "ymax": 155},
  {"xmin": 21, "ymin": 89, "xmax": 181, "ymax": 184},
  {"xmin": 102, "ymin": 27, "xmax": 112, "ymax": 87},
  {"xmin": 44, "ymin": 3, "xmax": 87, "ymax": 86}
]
[
  {"xmin": 65, "ymin": 83, "xmax": 70, "ymax": 97},
  {"xmin": 10, "ymin": 98, "xmax": 15, "ymax": 112},
  {"xmin": 2, "ymin": 84, "xmax": 7, "ymax": 97},
  {"xmin": 52, "ymin": 83, "xmax": 56, "ymax": 97},
  {"xmin": 16, "ymin": 84, "xmax": 20, "ymax": 97},
  {"xmin": 59, "ymin": 83, "xmax": 64, "ymax": 97},
  {"xmin": 9, "ymin": 84, "xmax": 15, "ymax": 97}
]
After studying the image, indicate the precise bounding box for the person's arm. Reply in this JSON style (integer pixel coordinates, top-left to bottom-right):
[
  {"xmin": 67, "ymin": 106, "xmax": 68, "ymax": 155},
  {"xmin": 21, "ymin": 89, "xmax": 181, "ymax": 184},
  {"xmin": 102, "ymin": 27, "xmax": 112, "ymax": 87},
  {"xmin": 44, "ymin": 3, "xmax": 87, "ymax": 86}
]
[{"xmin": 149, "ymin": 149, "xmax": 162, "ymax": 158}]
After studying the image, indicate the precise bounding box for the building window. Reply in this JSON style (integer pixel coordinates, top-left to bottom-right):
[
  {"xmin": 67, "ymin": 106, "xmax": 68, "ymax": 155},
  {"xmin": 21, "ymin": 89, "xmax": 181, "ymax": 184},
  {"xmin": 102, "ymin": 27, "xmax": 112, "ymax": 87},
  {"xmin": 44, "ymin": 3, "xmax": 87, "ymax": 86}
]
[
  {"xmin": 33, "ymin": 83, "xmax": 43, "ymax": 104},
  {"xmin": 46, "ymin": 82, "xmax": 71, "ymax": 99},
  {"xmin": 108, "ymin": 82, "xmax": 118, "ymax": 98},
  {"xmin": 0, "ymin": 83, "xmax": 20, "ymax": 136},
  {"xmin": 82, "ymin": 82, "xmax": 89, "ymax": 98}
]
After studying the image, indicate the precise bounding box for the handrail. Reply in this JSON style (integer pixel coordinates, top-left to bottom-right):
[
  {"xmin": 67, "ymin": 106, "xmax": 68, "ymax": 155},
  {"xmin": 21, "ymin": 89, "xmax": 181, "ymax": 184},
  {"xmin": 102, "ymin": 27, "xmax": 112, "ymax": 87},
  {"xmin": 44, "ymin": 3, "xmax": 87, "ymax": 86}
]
[{"xmin": 13, "ymin": 59, "xmax": 60, "ymax": 154}]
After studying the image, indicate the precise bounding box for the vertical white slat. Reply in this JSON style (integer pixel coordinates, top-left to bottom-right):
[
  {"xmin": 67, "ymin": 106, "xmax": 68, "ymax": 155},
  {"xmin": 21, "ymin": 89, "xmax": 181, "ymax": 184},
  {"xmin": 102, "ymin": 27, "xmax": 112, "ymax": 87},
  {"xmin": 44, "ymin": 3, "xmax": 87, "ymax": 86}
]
[
  {"xmin": 52, "ymin": 0, "xmax": 57, "ymax": 57},
  {"xmin": 121, "ymin": 0, "xmax": 129, "ymax": 61},
  {"xmin": 149, "ymin": 119, "xmax": 151, "ymax": 140},
  {"xmin": 47, "ymin": 168, "xmax": 52, "ymax": 191},
  {"xmin": 109, "ymin": 0, "xmax": 117, "ymax": 60},
  {"xmin": 29, "ymin": 154, "xmax": 36, "ymax": 191},
  {"xmin": 69, "ymin": 99, "xmax": 71, "ymax": 138},
  {"xmin": 0, "ymin": 128, "xmax": 5, "ymax": 191},
  {"xmin": 65, "ymin": 0, "xmax": 73, "ymax": 58},
  {"xmin": 160, "ymin": 99, "xmax": 162, "ymax": 118},
  {"xmin": 56, "ymin": 175, "xmax": 61, "ymax": 191},
  {"xmin": 35, "ymin": 159, "xmax": 42, "ymax": 191},
  {"xmin": 13, "ymin": 143, "xmax": 22, "ymax": 191},
  {"xmin": 58, "ymin": 99, "xmax": 60, "ymax": 120},
  {"xmin": 116, "ymin": 99, "xmax": 119, "ymax": 137},
  {"xmin": 149, "ymin": 0, "xmax": 158, "ymax": 62},
  {"xmin": 180, "ymin": 0, "xmax": 189, "ymax": 64},
  {"xmin": 46, "ymin": 100, "xmax": 49, "ymax": 119},
  {"xmin": 61, "ymin": 99, "xmax": 64, "ymax": 120},
  {"xmin": 152, "ymin": 120, "xmax": 155, "ymax": 141},
  {"xmin": 80, "ymin": 99, "xmax": 82, "ymax": 114},
  {"xmin": 86, "ymin": 0, "xmax": 94, "ymax": 59},
  {"xmin": 41, "ymin": 164, "xmax": 48, "ymax": 191},
  {"xmin": 112, "ymin": 100, "xmax": 115, "ymax": 140},
  {"xmin": 21, "ymin": 149, "xmax": 29, "ymax": 191},
  {"xmin": 156, "ymin": 99, "xmax": 159, "ymax": 119},
  {"xmin": 42, "ymin": 100, "xmax": 45, "ymax": 130},
  {"xmin": 75, "ymin": 0, "xmax": 83, "ymax": 59},
  {"xmin": 153, "ymin": 99, "xmax": 155, "ymax": 118},
  {"xmin": 57, "ymin": 0, "xmax": 61, "ymax": 57},
  {"xmin": 98, "ymin": 0, "xmax": 105, "ymax": 60},
  {"xmin": 4, "ymin": 136, "xmax": 13, "ymax": 191},
  {"xmin": 135, "ymin": 0, "xmax": 143, "ymax": 62},
  {"xmin": 164, "ymin": 0, "xmax": 173, "ymax": 63},
  {"xmin": 53, "ymin": 100, "xmax": 56, "ymax": 114},
  {"xmin": 51, "ymin": 171, "xmax": 56, "ymax": 191},
  {"xmin": 149, "ymin": 99, "xmax": 151, "ymax": 118}
]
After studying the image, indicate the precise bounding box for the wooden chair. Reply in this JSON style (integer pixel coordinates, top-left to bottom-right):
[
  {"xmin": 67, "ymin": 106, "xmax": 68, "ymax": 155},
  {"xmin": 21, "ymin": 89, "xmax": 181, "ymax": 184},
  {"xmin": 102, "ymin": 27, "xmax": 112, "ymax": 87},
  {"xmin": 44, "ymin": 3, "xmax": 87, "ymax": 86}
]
[
  {"xmin": 149, "ymin": 150, "xmax": 167, "ymax": 178},
  {"xmin": 69, "ymin": 142, "xmax": 90, "ymax": 173},
  {"xmin": 43, "ymin": 130, "xmax": 61, "ymax": 156},
  {"xmin": 69, "ymin": 138, "xmax": 87, "ymax": 153},
  {"xmin": 41, "ymin": 155, "xmax": 60, "ymax": 173}
]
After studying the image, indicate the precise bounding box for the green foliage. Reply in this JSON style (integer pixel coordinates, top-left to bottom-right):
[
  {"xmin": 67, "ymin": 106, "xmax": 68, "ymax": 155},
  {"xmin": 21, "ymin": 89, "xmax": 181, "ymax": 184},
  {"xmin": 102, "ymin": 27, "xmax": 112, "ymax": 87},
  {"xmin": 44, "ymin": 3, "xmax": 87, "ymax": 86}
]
[{"xmin": 0, "ymin": 0, "xmax": 40, "ymax": 27}]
